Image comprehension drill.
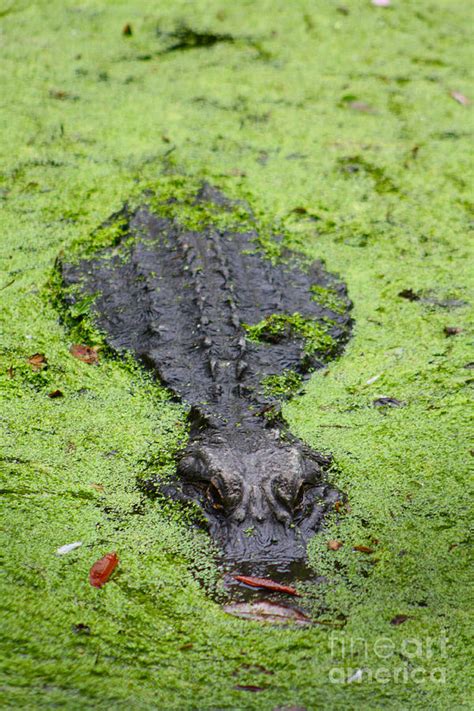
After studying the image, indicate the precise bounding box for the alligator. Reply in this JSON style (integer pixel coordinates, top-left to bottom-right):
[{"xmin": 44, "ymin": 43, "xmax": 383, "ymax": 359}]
[{"xmin": 61, "ymin": 186, "xmax": 352, "ymax": 568}]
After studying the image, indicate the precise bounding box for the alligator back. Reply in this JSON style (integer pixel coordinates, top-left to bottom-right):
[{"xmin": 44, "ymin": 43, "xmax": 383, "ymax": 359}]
[{"xmin": 62, "ymin": 196, "xmax": 352, "ymax": 425}]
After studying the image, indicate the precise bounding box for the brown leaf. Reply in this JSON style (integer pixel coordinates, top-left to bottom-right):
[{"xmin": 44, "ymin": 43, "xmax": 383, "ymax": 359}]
[
  {"xmin": 122, "ymin": 23, "xmax": 133, "ymax": 36},
  {"xmin": 451, "ymin": 91, "xmax": 470, "ymax": 106},
  {"xmin": 90, "ymin": 483, "xmax": 105, "ymax": 493},
  {"xmin": 348, "ymin": 101, "xmax": 375, "ymax": 113},
  {"xmin": 72, "ymin": 623, "xmax": 90, "ymax": 635},
  {"xmin": 291, "ymin": 206, "xmax": 320, "ymax": 220},
  {"xmin": 232, "ymin": 575, "xmax": 300, "ymax": 596},
  {"xmin": 353, "ymin": 545, "xmax": 374, "ymax": 554},
  {"xmin": 373, "ymin": 397, "xmax": 405, "ymax": 408},
  {"xmin": 49, "ymin": 89, "xmax": 79, "ymax": 101},
  {"xmin": 69, "ymin": 344, "xmax": 99, "ymax": 364},
  {"xmin": 390, "ymin": 614, "xmax": 411, "ymax": 625},
  {"xmin": 28, "ymin": 353, "xmax": 47, "ymax": 371},
  {"xmin": 444, "ymin": 326, "xmax": 462, "ymax": 337},
  {"xmin": 7, "ymin": 366, "xmax": 15, "ymax": 378},
  {"xmin": 49, "ymin": 89, "xmax": 67, "ymax": 100},
  {"xmin": 398, "ymin": 288, "xmax": 420, "ymax": 302},
  {"xmin": 223, "ymin": 600, "xmax": 312, "ymax": 626},
  {"xmin": 234, "ymin": 685, "xmax": 265, "ymax": 693},
  {"xmin": 327, "ymin": 540, "xmax": 343, "ymax": 551},
  {"xmin": 48, "ymin": 389, "xmax": 63, "ymax": 398}
]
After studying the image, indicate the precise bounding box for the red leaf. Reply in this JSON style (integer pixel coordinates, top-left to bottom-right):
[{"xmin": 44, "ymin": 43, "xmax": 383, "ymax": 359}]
[
  {"xmin": 28, "ymin": 353, "xmax": 47, "ymax": 370},
  {"xmin": 233, "ymin": 575, "xmax": 300, "ymax": 596},
  {"xmin": 70, "ymin": 344, "xmax": 99, "ymax": 364},
  {"xmin": 353, "ymin": 545, "xmax": 374, "ymax": 554},
  {"xmin": 89, "ymin": 552, "xmax": 119, "ymax": 588}
]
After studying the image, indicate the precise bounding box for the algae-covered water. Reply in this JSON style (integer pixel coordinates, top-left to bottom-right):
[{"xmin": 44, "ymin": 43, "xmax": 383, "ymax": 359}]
[{"xmin": 0, "ymin": 1, "xmax": 473, "ymax": 708}]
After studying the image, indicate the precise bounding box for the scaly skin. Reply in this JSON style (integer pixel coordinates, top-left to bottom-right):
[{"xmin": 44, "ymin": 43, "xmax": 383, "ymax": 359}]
[
  {"xmin": 172, "ymin": 421, "xmax": 340, "ymax": 564},
  {"xmin": 61, "ymin": 186, "xmax": 352, "ymax": 565}
]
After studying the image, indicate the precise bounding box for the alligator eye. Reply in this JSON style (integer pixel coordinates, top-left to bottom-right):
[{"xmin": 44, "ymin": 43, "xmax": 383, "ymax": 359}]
[
  {"xmin": 206, "ymin": 480, "xmax": 224, "ymax": 510},
  {"xmin": 294, "ymin": 484, "xmax": 305, "ymax": 509},
  {"xmin": 294, "ymin": 483, "xmax": 313, "ymax": 512},
  {"xmin": 178, "ymin": 453, "xmax": 211, "ymax": 481}
]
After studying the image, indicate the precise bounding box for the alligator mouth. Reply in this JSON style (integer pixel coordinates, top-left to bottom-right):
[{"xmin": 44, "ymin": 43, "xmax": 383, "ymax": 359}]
[
  {"xmin": 210, "ymin": 519, "xmax": 311, "ymax": 568},
  {"xmin": 224, "ymin": 558, "xmax": 319, "ymax": 586},
  {"xmin": 220, "ymin": 550, "xmax": 323, "ymax": 594}
]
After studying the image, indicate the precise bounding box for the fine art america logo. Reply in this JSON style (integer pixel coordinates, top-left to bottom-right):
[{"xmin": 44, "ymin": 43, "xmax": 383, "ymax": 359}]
[{"xmin": 328, "ymin": 633, "xmax": 448, "ymax": 685}]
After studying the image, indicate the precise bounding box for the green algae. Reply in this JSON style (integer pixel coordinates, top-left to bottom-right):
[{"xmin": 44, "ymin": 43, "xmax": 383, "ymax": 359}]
[
  {"xmin": 261, "ymin": 370, "xmax": 303, "ymax": 399},
  {"xmin": 311, "ymin": 285, "xmax": 348, "ymax": 316},
  {"xmin": 0, "ymin": 0, "xmax": 473, "ymax": 709},
  {"xmin": 244, "ymin": 312, "xmax": 337, "ymax": 359}
]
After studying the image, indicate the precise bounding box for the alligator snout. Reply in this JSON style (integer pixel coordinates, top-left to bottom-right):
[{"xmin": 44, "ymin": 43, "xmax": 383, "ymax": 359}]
[
  {"xmin": 174, "ymin": 426, "xmax": 339, "ymax": 564},
  {"xmin": 220, "ymin": 520, "xmax": 307, "ymax": 564},
  {"xmin": 230, "ymin": 483, "xmax": 288, "ymax": 525}
]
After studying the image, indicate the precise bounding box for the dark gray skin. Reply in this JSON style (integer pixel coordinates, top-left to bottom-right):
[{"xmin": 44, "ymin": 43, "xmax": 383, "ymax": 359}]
[
  {"xmin": 61, "ymin": 186, "xmax": 352, "ymax": 566},
  {"xmin": 172, "ymin": 424, "xmax": 339, "ymax": 563}
]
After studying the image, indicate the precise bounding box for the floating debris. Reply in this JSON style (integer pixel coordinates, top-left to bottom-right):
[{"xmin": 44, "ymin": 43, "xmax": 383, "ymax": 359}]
[
  {"xmin": 56, "ymin": 541, "xmax": 83, "ymax": 556},
  {"xmin": 28, "ymin": 353, "xmax": 47, "ymax": 371},
  {"xmin": 232, "ymin": 575, "xmax": 300, "ymax": 596},
  {"xmin": 89, "ymin": 552, "xmax": 119, "ymax": 588},
  {"xmin": 69, "ymin": 344, "xmax": 99, "ymax": 364},
  {"xmin": 373, "ymin": 397, "xmax": 405, "ymax": 408},
  {"xmin": 223, "ymin": 600, "xmax": 311, "ymax": 625}
]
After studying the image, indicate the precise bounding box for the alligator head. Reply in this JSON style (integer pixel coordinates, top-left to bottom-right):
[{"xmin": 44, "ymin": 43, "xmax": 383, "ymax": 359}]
[{"xmin": 169, "ymin": 425, "xmax": 340, "ymax": 565}]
